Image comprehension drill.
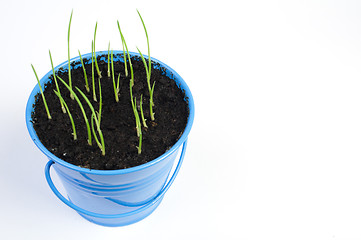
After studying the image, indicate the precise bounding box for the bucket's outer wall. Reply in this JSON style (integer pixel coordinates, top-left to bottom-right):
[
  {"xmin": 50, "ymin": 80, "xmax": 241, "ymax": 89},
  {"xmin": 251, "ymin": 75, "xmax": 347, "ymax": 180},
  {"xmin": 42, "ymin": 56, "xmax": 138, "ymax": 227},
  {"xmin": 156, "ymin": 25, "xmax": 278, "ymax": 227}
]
[{"xmin": 26, "ymin": 51, "xmax": 195, "ymax": 227}]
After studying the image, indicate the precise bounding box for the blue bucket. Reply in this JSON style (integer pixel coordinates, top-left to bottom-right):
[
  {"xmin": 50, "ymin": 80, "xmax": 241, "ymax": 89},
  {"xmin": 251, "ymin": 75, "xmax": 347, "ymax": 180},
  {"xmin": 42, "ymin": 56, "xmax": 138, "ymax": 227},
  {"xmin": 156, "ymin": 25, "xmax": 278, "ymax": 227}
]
[{"xmin": 25, "ymin": 51, "xmax": 194, "ymax": 227}]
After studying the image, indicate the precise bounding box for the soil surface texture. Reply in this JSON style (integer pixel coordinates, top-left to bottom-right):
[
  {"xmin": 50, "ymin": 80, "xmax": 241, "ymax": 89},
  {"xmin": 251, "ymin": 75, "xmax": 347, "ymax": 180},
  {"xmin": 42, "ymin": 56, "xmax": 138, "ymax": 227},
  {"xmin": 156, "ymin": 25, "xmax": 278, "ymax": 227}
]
[{"xmin": 31, "ymin": 54, "xmax": 189, "ymax": 170}]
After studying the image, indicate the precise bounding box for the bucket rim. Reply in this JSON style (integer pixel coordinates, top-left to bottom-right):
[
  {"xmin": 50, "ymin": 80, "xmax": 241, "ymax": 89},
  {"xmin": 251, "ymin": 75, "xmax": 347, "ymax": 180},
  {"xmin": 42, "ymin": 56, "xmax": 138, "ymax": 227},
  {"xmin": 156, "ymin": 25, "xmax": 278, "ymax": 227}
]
[{"xmin": 26, "ymin": 51, "xmax": 194, "ymax": 175}]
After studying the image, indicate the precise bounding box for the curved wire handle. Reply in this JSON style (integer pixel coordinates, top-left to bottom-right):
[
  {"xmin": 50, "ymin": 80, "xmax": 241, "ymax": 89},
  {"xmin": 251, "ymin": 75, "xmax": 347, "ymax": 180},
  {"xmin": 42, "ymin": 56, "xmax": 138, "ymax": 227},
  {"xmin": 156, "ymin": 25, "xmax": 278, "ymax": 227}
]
[{"xmin": 44, "ymin": 140, "xmax": 187, "ymax": 219}]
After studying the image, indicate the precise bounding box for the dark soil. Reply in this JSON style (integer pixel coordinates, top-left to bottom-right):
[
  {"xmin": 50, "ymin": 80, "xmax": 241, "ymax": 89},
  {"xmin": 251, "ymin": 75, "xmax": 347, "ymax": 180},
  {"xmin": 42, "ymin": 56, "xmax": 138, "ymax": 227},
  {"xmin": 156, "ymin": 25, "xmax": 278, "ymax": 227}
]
[{"xmin": 31, "ymin": 54, "xmax": 189, "ymax": 170}]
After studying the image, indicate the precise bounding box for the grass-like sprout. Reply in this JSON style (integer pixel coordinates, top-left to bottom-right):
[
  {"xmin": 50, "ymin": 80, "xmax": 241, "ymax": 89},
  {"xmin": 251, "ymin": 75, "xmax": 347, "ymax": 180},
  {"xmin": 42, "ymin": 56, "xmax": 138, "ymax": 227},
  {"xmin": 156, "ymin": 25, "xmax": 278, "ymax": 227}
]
[
  {"xmin": 78, "ymin": 50, "xmax": 89, "ymax": 92},
  {"xmin": 57, "ymin": 76, "xmax": 92, "ymax": 145},
  {"xmin": 49, "ymin": 50, "xmax": 66, "ymax": 113},
  {"xmin": 97, "ymin": 79, "xmax": 102, "ymax": 125},
  {"xmin": 137, "ymin": 48, "xmax": 155, "ymax": 121},
  {"xmin": 130, "ymin": 87, "xmax": 142, "ymax": 154},
  {"xmin": 134, "ymin": 97, "xmax": 142, "ymax": 154},
  {"xmin": 76, "ymin": 87, "xmax": 105, "ymax": 156},
  {"xmin": 53, "ymin": 90, "xmax": 77, "ymax": 140},
  {"xmin": 68, "ymin": 9, "xmax": 74, "ymax": 99},
  {"xmin": 91, "ymin": 40, "xmax": 97, "ymax": 102},
  {"xmin": 117, "ymin": 22, "xmax": 134, "ymax": 85},
  {"xmin": 130, "ymin": 81, "xmax": 141, "ymax": 137},
  {"xmin": 111, "ymin": 50, "xmax": 120, "ymax": 102},
  {"xmin": 137, "ymin": 10, "xmax": 155, "ymax": 121},
  {"xmin": 107, "ymin": 42, "xmax": 111, "ymax": 77},
  {"xmin": 117, "ymin": 20, "xmax": 128, "ymax": 78},
  {"xmin": 93, "ymin": 22, "xmax": 102, "ymax": 78},
  {"xmin": 137, "ymin": 10, "xmax": 151, "ymax": 80},
  {"xmin": 140, "ymin": 95, "xmax": 147, "ymax": 128},
  {"xmin": 91, "ymin": 113, "xmax": 104, "ymax": 155},
  {"xmin": 31, "ymin": 64, "xmax": 52, "ymax": 120}
]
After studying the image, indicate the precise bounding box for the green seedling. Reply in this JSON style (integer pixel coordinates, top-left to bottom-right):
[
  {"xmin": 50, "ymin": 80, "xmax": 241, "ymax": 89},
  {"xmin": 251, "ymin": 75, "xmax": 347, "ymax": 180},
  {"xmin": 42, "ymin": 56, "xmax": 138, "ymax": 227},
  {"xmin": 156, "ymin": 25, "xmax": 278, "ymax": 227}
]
[
  {"xmin": 140, "ymin": 95, "xmax": 147, "ymax": 128},
  {"xmin": 107, "ymin": 42, "xmax": 111, "ymax": 77},
  {"xmin": 97, "ymin": 79, "xmax": 102, "ymax": 125},
  {"xmin": 57, "ymin": 76, "xmax": 92, "ymax": 145},
  {"xmin": 78, "ymin": 50, "xmax": 89, "ymax": 92},
  {"xmin": 117, "ymin": 20, "xmax": 128, "ymax": 77},
  {"xmin": 137, "ymin": 10, "xmax": 155, "ymax": 121},
  {"xmin": 91, "ymin": 40, "xmax": 97, "ymax": 102},
  {"xmin": 111, "ymin": 50, "xmax": 120, "ymax": 102},
  {"xmin": 134, "ymin": 104, "xmax": 143, "ymax": 155},
  {"xmin": 133, "ymin": 97, "xmax": 142, "ymax": 154},
  {"xmin": 137, "ymin": 10, "xmax": 151, "ymax": 80},
  {"xmin": 76, "ymin": 87, "xmax": 105, "ymax": 156},
  {"xmin": 49, "ymin": 50, "xmax": 66, "ymax": 113},
  {"xmin": 138, "ymin": 132, "xmax": 142, "ymax": 154},
  {"xmin": 137, "ymin": 48, "xmax": 155, "ymax": 121},
  {"xmin": 53, "ymin": 90, "xmax": 77, "ymax": 140},
  {"xmin": 31, "ymin": 64, "xmax": 52, "ymax": 120},
  {"xmin": 117, "ymin": 22, "xmax": 134, "ymax": 85},
  {"xmin": 130, "ymin": 81, "xmax": 141, "ymax": 137},
  {"xmin": 93, "ymin": 22, "xmax": 102, "ymax": 78},
  {"xmin": 91, "ymin": 113, "xmax": 103, "ymax": 155},
  {"xmin": 68, "ymin": 9, "xmax": 74, "ymax": 99}
]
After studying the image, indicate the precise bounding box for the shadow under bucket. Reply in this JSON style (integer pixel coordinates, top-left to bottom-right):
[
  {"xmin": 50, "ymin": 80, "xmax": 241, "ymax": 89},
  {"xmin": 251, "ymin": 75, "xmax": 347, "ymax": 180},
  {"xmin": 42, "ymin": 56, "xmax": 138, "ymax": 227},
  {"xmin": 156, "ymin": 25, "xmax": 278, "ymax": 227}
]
[{"xmin": 25, "ymin": 51, "xmax": 195, "ymax": 227}]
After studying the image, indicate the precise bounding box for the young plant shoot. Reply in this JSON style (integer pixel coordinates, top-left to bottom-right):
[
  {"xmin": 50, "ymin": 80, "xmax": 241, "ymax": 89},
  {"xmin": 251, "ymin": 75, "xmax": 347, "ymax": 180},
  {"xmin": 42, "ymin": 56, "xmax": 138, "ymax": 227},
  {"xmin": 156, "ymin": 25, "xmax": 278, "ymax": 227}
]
[
  {"xmin": 137, "ymin": 10, "xmax": 155, "ymax": 120},
  {"xmin": 135, "ymin": 98, "xmax": 142, "ymax": 155},
  {"xmin": 76, "ymin": 87, "xmax": 105, "ymax": 156},
  {"xmin": 93, "ymin": 22, "xmax": 102, "ymax": 78},
  {"xmin": 68, "ymin": 9, "xmax": 74, "ymax": 99},
  {"xmin": 53, "ymin": 90, "xmax": 77, "ymax": 140},
  {"xmin": 117, "ymin": 20, "xmax": 128, "ymax": 77},
  {"xmin": 137, "ymin": 10, "xmax": 151, "ymax": 81},
  {"xmin": 57, "ymin": 76, "xmax": 92, "ymax": 145},
  {"xmin": 78, "ymin": 50, "xmax": 89, "ymax": 92},
  {"xmin": 137, "ymin": 48, "xmax": 155, "ymax": 121},
  {"xmin": 49, "ymin": 50, "xmax": 66, "ymax": 113},
  {"xmin": 111, "ymin": 50, "xmax": 119, "ymax": 102},
  {"xmin": 129, "ymin": 81, "xmax": 142, "ymax": 154},
  {"xmin": 117, "ymin": 22, "xmax": 134, "ymax": 86},
  {"xmin": 31, "ymin": 64, "xmax": 52, "ymax": 120},
  {"xmin": 97, "ymin": 79, "xmax": 103, "ymax": 125},
  {"xmin": 140, "ymin": 95, "xmax": 148, "ymax": 128},
  {"xmin": 91, "ymin": 40, "xmax": 97, "ymax": 102}
]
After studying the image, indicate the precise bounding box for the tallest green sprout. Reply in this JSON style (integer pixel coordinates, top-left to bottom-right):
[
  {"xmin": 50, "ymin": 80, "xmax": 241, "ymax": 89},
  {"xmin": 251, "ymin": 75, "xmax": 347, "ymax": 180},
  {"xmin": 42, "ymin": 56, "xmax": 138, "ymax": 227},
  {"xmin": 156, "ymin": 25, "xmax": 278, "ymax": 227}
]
[
  {"xmin": 137, "ymin": 10, "xmax": 155, "ymax": 121},
  {"xmin": 68, "ymin": 9, "xmax": 74, "ymax": 99}
]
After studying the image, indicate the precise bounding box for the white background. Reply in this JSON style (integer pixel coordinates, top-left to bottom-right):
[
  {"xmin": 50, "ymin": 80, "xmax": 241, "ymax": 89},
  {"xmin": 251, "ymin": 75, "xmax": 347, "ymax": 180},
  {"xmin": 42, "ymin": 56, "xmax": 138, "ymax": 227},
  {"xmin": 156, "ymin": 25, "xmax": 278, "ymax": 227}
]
[{"xmin": 1, "ymin": 0, "xmax": 361, "ymax": 239}]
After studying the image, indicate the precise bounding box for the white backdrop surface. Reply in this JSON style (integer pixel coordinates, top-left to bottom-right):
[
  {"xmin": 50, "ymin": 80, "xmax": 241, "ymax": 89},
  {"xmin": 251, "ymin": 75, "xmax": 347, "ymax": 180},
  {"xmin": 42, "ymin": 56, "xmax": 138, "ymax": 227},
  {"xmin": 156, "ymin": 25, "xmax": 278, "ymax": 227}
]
[{"xmin": 1, "ymin": 0, "xmax": 361, "ymax": 239}]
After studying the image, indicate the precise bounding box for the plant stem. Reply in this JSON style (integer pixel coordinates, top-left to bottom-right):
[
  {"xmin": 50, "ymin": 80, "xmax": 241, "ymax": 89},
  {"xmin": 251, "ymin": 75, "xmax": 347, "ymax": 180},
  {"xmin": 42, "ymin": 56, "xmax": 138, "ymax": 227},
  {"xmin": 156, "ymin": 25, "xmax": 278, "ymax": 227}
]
[
  {"xmin": 78, "ymin": 50, "xmax": 89, "ymax": 92},
  {"xmin": 76, "ymin": 87, "xmax": 105, "ymax": 156},
  {"xmin": 140, "ymin": 95, "xmax": 148, "ymax": 128},
  {"xmin": 134, "ymin": 97, "xmax": 142, "ymax": 154},
  {"xmin": 57, "ymin": 76, "xmax": 92, "ymax": 145},
  {"xmin": 117, "ymin": 73, "xmax": 121, "ymax": 95},
  {"xmin": 137, "ymin": 9, "xmax": 151, "ymax": 80},
  {"xmin": 117, "ymin": 20, "xmax": 128, "ymax": 78},
  {"xmin": 111, "ymin": 50, "xmax": 119, "ymax": 102},
  {"xmin": 150, "ymin": 81, "xmax": 156, "ymax": 120},
  {"xmin": 98, "ymin": 79, "xmax": 102, "ymax": 125},
  {"xmin": 31, "ymin": 64, "xmax": 51, "ymax": 120},
  {"xmin": 130, "ymin": 81, "xmax": 141, "ymax": 137},
  {"xmin": 137, "ymin": 47, "xmax": 155, "ymax": 121},
  {"xmin": 53, "ymin": 90, "xmax": 77, "ymax": 140},
  {"xmin": 68, "ymin": 9, "xmax": 74, "ymax": 99},
  {"xmin": 117, "ymin": 22, "xmax": 133, "ymax": 85},
  {"xmin": 91, "ymin": 40, "xmax": 97, "ymax": 102},
  {"xmin": 49, "ymin": 50, "xmax": 66, "ymax": 113},
  {"xmin": 93, "ymin": 22, "xmax": 102, "ymax": 78}
]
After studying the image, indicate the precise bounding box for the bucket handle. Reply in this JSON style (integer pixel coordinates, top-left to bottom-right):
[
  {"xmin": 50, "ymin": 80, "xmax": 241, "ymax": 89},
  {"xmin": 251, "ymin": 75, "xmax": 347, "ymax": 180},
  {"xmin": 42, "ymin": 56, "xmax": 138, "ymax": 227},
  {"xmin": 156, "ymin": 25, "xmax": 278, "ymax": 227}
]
[{"xmin": 44, "ymin": 139, "xmax": 187, "ymax": 219}]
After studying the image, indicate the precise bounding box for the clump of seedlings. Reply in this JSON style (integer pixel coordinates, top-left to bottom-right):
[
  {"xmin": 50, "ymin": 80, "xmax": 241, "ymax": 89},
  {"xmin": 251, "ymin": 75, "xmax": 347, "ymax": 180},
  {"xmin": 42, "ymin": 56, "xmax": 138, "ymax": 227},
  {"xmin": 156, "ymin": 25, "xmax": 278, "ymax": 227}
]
[{"xmin": 31, "ymin": 10, "xmax": 158, "ymax": 156}]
